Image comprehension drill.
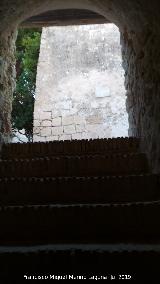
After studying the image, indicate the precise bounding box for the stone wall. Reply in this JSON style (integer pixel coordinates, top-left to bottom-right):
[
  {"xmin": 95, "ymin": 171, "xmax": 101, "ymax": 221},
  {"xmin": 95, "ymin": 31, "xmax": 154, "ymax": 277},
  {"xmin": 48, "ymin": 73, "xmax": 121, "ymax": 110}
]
[
  {"xmin": 34, "ymin": 24, "xmax": 128, "ymax": 142},
  {"xmin": 0, "ymin": 29, "xmax": 17, "ymax": 145},
  {"xmin": 121, "ymin": 25, "xmax": 160, "ymax": 172}
]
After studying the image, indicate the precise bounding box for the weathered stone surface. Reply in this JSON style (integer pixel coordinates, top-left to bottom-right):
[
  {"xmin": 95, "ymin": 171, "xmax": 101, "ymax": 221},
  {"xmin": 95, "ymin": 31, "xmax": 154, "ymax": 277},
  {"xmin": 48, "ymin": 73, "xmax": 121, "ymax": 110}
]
[
  {"xmin": 39, "ymin": 112, "xmax": 52, "ymax": 120},
  {"xmin": 76, "ymin": 124, "xmax": 86, "ymax": 133},
  {"xmin": 72, "ymin": 133, "xmax": 83, "ymax": 140},
  {"xmin": 62, "ymin": 116, "xmax": 75, "ymax": 126},
  {"xmin": 41, "ymin": 120, "xmax": 52, "ymax": 127},
  {"xmin": 34, "ymin": 120, "xmax": 41, "ymax": 127},
  {"xmin": 60, "ymin": 134, "xmax": 72, "ymax": 140},
  {"xmin": 82, "ymin": 133, "xmax": 95, "ymax": 140},
  {"xmin": 34, "ymin": 135, "xmax": 46, "ymax": 142},
  {"xmin": 64, "ymin": 125, "xmax": 76, "ymax": 135},
  {"xmin": 33, "ymin": 135, "xmax": 41, "ymax": 142},
  {"xmin": 48, "ymin": 135, "xmax": 59, "ymax": 141},
  {"xmin": 34, "ymin": 24, "xmax": 128, "ymax": 143},
  {"xmin": 33, "ymin": 127, "xmax": 41, "ymax": 134},
  {"xmin": 74, "ymin": 115, "xmax": 85, "ymax": 125},
  {"xmin": 86, "ymin": 124, "xmax": 101, "ymax": 133},
  {"xmin": 0, "ymin": 29, "xmax": 17, "ymax": 143},
  {"xmin": 55, "ymin": 101, "xmax": 72, "ymax": 110},
  {"xmin": 33, "ymin": 110, "xmax": 40, "ymax": 120},
  {"xmin": 86, "ymin": 115, "xmax": 104, "ymax": 124},
  {"xmin": 41, "ymin": 127, "xmax": 52, "ymax": 137},
  {"xmin": 52, "ymin": 126, "xmax": 63, "ymax": 136},
  {"xmin": 121, "ymin": 26, "xmax": 160, "ymax": 172},
  {"xmin": 52, "ymin": 117, "xmax": 62, "ymax": 126}
]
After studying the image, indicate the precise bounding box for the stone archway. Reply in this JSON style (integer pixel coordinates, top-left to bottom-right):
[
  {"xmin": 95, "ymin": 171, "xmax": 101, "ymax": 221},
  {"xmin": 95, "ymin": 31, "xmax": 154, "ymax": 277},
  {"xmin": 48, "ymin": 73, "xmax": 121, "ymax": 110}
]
[{"xmin": 0, "ymin": 0, "xmax": 160, "ymax": 172}]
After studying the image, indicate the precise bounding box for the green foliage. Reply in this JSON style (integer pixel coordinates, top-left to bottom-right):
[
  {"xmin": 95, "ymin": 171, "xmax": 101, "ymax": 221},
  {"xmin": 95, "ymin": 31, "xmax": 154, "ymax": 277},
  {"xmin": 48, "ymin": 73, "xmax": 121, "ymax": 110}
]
[{"xmin": 12, "ymin": 28, "xmax": 41, "ymax": 141}]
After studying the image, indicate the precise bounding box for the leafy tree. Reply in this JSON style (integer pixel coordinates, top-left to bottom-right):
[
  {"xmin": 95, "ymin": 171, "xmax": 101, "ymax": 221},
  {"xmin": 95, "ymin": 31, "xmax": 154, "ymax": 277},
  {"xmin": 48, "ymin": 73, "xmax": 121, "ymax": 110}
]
[{"xmin": 12, "ymin": 28, "xmax": 41, "ymax": 141}]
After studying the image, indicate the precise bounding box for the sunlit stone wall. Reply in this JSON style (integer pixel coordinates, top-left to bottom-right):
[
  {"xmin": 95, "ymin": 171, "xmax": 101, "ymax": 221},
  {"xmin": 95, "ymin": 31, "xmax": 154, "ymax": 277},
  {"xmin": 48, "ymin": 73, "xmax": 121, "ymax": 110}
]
[{"xmin": 34, "ymin": 24, "xmax": 128, "ymax": 141}]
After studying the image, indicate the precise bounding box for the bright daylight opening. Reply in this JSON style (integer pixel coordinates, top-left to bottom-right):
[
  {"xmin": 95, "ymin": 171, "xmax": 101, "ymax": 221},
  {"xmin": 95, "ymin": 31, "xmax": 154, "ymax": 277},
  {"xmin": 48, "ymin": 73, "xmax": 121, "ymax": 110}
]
[{"xmin": 12, "ymin": 24, "xmax": 129, "ymax": 143}]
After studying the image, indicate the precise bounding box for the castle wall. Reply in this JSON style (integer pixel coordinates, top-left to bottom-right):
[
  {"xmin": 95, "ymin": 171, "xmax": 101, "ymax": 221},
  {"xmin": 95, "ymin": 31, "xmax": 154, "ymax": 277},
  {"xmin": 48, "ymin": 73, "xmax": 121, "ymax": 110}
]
[{"xmin": 34, "ymin": 24, "xmax": 128, "ymax": 141}]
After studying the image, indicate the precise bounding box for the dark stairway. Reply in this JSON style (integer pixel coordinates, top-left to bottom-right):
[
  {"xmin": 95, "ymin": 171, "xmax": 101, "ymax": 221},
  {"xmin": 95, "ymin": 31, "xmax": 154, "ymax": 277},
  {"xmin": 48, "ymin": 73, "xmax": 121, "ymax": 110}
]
[{"xmin": 0, "ymin": 137, "xmax": 160, "ymax": 281}]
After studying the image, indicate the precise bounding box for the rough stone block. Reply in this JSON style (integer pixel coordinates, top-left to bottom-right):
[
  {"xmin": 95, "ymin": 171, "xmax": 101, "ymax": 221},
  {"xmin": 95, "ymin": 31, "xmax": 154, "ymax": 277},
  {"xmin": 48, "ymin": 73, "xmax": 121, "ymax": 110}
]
[
  {"xmin": 62, "ymin": 116, "xmax": 75, "ymax": 126},
  {"xmin": 82, "ymin": 133, "xmax": 92, "ymax": 140},
  {"xmin": 86, "ymin": 115, "xmax": 103, "ymax": 124},
  {"xmin": 39, "ymin": 111, "xmax": 52, "ymax": 120},
  {"xmin": 52, "ymin": 117, "xmax": 62, "ymax": 126},
  {"xmin": 59, "ymin": 134, "xmax": 72, "ymax": 141},
  {"xmin": 52, "ymin": 126, "xmax": 63, "ymax": 136},
  {"xmin": 41, "ymin": 120, "xmax": 52, "ymax": 127},
  {"xmin": 33, "ymin": 127, "xmax": 41, "ymax": 134},
  {"xmin": 74, "ymin": 115, "xmax": 85, "ymax": 125},
  {"xmin": 83, "ymin": 132, "xmax": 101, "ymax": 139},
  {"xmin": 46, "ymin": 136, "xmax": 59, "ymax": 141},
  {"xmin": 34, "ymin": 110, "xmax": 41, "ymax": 120},
  {"xmin": 41, "ymin": 104, "xmax": 53, "ymax": 111},
  {"xmin": 34, "ymin": 136, "xmax": 46, "ymax": 142},
  {"xmin": 52, "ymin": 110, "xmax": 61, "ymax": 118},
  {"xmin": 76, "ymin": 124, "xmax": 86, "ymax": 133},
  {"xmin": 64, "ymin": 125, "xmax": 76, "ymax": 134},
  {"xmin": 91, "ymin": 102, "xmax": 99, "ymax": 109},
  {"xmin": 39, "ymin": 137, "xmax": 47, "ymax": 142},
  {"xmin": 55, "ymin": 101, "xmax": 72, "ymax": 110},
  {"xmin": 33, "ymin": 135, "xmax": 41, "ymax": 142},
  {"xmin": 99, "ymin": 130, "xmax": 111, "ymax": 138},
  {"xmin": 86, "ymin": 124, "xmax": 101, "ymax": 132},
  {"xmin": 41, "ymin": 127, "xmax": 52, "ymax": 136},
  {"xmin": 34, "ymin": 120, "xmax": 41, "ymax": 127},
  {"xmin": 72, "ymin": 133, "xmax": 82, "ymax": 140}
]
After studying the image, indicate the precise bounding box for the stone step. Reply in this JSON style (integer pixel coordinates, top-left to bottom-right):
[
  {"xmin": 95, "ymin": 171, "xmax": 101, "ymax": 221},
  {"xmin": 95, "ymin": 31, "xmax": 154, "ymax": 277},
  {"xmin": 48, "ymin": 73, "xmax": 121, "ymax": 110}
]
[
  {"xmin": 0, "ymin": 245, "xmax": 160, "ymax": 281},
  {"xmin": 0, "ymin": 201, "xmax": 160, "ymax": 245},
  {"xmin": 0, "ymin": 174, "xmax": 159, "ymax": 206},
  {"xmin": 1, "ymin": 137, "xmax": 140, "ymax": 159},
  {"xmin": 0, "ymin": 153, "xmax": 149, "ymax": 178}
]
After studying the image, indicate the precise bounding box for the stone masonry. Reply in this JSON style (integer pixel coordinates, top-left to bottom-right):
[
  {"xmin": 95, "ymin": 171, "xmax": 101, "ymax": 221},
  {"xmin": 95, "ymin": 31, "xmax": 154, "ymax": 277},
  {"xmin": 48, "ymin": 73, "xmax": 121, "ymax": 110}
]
[
  {"xmin": 33, "ymin": 24, "xmax": 128, "ymax": 142},
  {"xmin": 0, "ymin": 29, "xmax": 17, "ymax": 144}
]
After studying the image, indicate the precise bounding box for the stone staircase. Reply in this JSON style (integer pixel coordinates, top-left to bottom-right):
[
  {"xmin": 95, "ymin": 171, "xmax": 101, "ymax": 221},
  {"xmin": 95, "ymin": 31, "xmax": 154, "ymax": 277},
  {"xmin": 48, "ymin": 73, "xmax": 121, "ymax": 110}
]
[{"xmin": 0, "ymin": 137, "xmax": 160, "ymax": 281}]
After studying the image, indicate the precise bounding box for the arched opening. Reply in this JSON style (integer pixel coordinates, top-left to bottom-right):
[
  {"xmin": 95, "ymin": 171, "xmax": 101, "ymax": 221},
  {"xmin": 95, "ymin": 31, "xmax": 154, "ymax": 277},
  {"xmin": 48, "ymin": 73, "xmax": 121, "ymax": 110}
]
[{"xmin": 0, "ymin": 1, "xmax": 160, "ymax": 171}]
